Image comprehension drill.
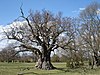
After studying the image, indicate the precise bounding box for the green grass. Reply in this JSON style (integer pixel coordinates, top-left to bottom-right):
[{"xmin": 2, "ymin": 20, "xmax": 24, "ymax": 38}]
[{"xmin": 0, "ymin": 62, "xmax": 100, "ymax": 75}]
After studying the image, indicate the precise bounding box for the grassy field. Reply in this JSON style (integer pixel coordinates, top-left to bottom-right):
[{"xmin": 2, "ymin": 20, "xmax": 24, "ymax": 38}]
[{"xmin": 0, "ymin": 62, "xmax": 100, "ymax": 75}]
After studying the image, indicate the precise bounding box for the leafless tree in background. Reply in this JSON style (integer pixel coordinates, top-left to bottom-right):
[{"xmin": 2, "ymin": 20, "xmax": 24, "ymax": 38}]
[
  {"xmin": 79, "ymin": 2, "xmax": 100, "ymax": 68},
  {"xmin": 0, "ymin": 43, "xmax": 19, "ymax": 62}
]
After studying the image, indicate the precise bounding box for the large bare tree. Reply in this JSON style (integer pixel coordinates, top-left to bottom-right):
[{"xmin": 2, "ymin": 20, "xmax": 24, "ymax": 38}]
[
  {"xmin": 79, "ymin": 2, "xmax": 100, "ymax": 68},
  {"xmin": 4, "ymin": 10, "xmax": 74, "ymax": 70}
]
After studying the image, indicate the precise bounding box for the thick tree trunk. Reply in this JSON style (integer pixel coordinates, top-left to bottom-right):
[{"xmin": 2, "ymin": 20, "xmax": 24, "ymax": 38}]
[
  {"xmin": 89, "ymin": 51, "xmax": 100, "ymax": 69},
  {"xmin": 35, "ymin": 51, "xmax": 56, "ymax": 70}
]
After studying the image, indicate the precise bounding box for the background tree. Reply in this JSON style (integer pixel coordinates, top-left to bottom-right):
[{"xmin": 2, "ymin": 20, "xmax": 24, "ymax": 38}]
[
  {"xmin": 79, "ymin": 2, "xmax": 100, "ymax": 68},
  {"xmin": 0, "ymin": 44, "xmax": 19, "ymax": 62},
  {"xmin": 51, "ymin": 54, "xmax": 60, "ymax": 62},
  {"xmin": 59, "ymin": 18, "xmax": 85, "ymax": 68},
  {"xmin": 19, "ymin": 52, "xmax": 33, "ymax": 63}
]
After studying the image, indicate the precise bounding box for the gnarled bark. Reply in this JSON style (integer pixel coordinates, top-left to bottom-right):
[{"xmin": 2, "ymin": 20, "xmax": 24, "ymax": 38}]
[{"xmin": 35, "ymin": 51, "xmax": 56, "ymax": 70}]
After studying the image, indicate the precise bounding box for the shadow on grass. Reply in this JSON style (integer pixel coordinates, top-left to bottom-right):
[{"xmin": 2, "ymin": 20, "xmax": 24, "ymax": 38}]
[
  {"xmin": 18, "ymin": 71, "xmax": 66, "ymax": 75},
  {"xmin": 18, "ymin": 72, "xmax": 38, "ymax": 75},
  {"xmin": 55, "ymin": 67, "xmax": 91, "ymax": 73},
  {"xmin": 55, "ymin": 68, "xmax": 70, "ymax": 72}
]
